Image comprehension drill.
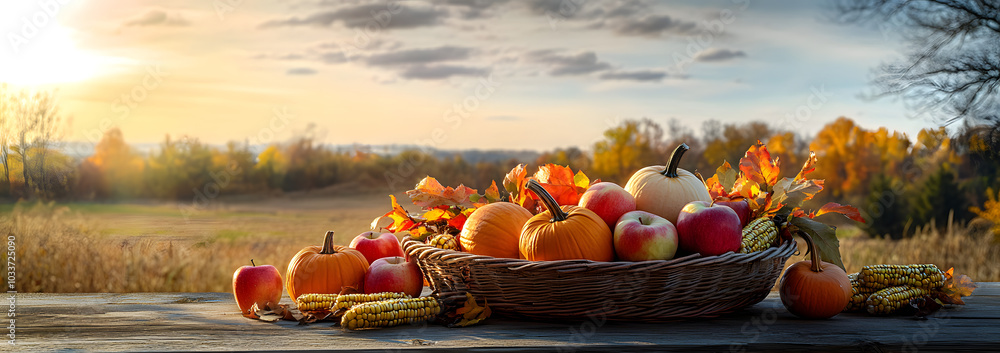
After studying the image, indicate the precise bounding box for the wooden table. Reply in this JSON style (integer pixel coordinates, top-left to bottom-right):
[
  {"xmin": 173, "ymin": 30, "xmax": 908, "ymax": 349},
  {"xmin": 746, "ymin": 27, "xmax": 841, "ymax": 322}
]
[{"xmin": 15, "ymin": 283, "xmax": 1000, "ymax": 352}]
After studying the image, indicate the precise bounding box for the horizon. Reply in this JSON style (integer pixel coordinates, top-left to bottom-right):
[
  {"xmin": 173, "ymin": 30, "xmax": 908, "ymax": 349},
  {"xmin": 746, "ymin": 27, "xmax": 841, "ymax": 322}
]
[{"xmin": 0, "ymin": 0, "xmax": 948, "ymax": 152}]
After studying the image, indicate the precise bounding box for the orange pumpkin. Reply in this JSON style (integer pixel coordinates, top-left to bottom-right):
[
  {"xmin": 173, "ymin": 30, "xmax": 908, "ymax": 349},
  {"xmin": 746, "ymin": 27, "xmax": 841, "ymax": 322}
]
[
  {"xmin": 460, "ymin": 202, "xmax": 532, "ymax": 258},
  {"xmin": 285, "ymin": 231, "xmax": 369, "ymax": 301},
  {"xmin": 778, "ymin": 232, "xmax": 851, "ymax": 319},
  {"xmin": 624, "ymin": 143, "xmax": 712, "ymax": 225},
  {"xmin": 519, "ymin": 179, "xmax": 614, "ymax": 261}
]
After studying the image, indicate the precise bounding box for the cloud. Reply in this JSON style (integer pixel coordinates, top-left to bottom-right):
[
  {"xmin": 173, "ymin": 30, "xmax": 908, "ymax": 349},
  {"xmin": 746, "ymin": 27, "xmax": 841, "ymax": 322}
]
[
  {"xmin": 286, "ymin": 67, "xmax": 318, "ymax": 75},
  {"xmin": 366, "ymin": 46, "xmax": 475, "ymax": 66},
  {"xmin": 528, "ymin": 50, "xmax": 611, "ymax": 76},
  {"xmin": 612, "ymin": 15, "xmax": 697, "ymax": 37},
  {"xmin": 260, "ymin": 4, "xmax": 447, "ymax": 29},
  {"xmin": 444, "ymin": 0, "xmax": 510, "ymax": 19},
  {"xmin": 123, "ymin": 9, "xmax": 190, "ymax": 27},
  {"xmin": 319, "ymin": 51, "xmax": 348, "ymax": 64},
  {"xmin": 695, "ymin": 49, "xmax": 747, "ymax": 62},
  {"xmin": 400, "ymin": 65, "xmax": 489, "ymax": 80},
  {"xmin": 599, "ymin": 70, "xmax": 667, "ymax": 82}
]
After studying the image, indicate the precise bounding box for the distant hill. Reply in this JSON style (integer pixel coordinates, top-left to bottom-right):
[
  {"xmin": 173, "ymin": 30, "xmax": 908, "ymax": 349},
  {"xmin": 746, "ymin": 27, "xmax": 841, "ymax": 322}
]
[{"xmin": 59, "ymin": 141, "xmax": 541, "ymax": 164}]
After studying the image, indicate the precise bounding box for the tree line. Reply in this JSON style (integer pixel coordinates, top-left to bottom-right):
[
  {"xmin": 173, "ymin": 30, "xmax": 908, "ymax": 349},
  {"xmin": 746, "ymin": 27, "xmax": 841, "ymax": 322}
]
[{"xmin": 1, "ymin": 85, "xmax": 998, "ymax": 239}]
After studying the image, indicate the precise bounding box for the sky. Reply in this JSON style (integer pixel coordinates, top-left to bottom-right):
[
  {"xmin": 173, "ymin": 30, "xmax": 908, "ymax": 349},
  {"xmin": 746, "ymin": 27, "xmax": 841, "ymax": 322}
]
[{"xmin": 0, "ymin": 0, "xmax": 937, "ymax": 152}]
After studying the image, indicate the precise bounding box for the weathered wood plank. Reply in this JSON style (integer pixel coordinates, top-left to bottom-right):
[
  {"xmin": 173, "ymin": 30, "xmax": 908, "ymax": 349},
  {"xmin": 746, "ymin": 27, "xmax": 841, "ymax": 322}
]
[{"xmin": 14, "ymin": 283, "xmax": 1000, "ymax": 352}]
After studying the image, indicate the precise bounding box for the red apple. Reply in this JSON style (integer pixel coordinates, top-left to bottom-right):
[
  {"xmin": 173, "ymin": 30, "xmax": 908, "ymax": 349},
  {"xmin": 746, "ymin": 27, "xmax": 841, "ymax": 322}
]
[
  {"xmin": 349, "ymin": 231, "xmax": 404, "ymax": 265},
  {"xmin": 232, "ymin": 259, "xmax": 283, "ymax": 317},
  {"xmin": 613, "ymin": 210, "xmax": 678, "ymax": 261},
  {"xmin": 715, "ymin": 199, "xmax": 752, "ymax": 228},
  {"xmin": 364, "ymin": 256, "xmax": 423, "ymax": 297},
  {"xmin": 578, "ymin": 182, "xmax": 637, "ymax": 230},
  {"xmin": 675, "ymin": 201, "xmax": 742, "ymax": 256}
]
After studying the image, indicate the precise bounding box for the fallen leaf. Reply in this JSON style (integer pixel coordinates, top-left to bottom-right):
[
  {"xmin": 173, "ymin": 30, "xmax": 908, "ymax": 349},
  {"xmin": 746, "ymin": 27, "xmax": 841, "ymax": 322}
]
[
  {"xmin": 939, "ymin": 268, "xmax": 977, "ymax": 305},
  {"xmin": 446, "ymin": 293, "xmax": 492, "ymax": 328},
  {"xmin": 910, "ymin": 295, "xmax": 944, "ymax": 319}
]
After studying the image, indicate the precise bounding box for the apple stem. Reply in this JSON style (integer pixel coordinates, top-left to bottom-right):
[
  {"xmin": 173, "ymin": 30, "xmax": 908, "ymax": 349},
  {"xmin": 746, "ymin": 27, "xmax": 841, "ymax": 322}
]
[
  {"xmin": 320, "ymin": 231, "xmax": 337, "ymax": 254},
  {"xmin": 526, "ymin": 179, "xmax": 568, "ymax": 222},
  {"xmin": 661, "ymin": 143, "xmax": 689, "ymax": 178},
  {"xmin": 251, "ymin": 259, "xmax": 255, "ymax": 267},
  {"xmin": 797, "ymin": 231, "xmax": 824, "ymax": 272}
]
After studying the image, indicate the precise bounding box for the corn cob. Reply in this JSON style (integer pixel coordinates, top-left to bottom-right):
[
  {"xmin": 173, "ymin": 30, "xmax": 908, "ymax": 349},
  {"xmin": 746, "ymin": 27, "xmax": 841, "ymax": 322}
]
[
  {"xmin": 844, "ymin": 273, "xmax": 875, "ymax": 312},
  {"xmin": 739, "ymin": 217, "xmax": 779, "ymax": 253},
  {"xmin": 296, "ymin": 293, "xmax": 338, "ymax": 311},
  {"xmin": 429, "ymin": 233, "xmax": 459, "ymax": 251},
  {"xmin": 859, "ymin": 264, "xmax": 945, "ymax": 290},
  {"xmin": 341, "ymin": 296, "xmax": 441, "ymax": 330},
  {"xmin": 866, "ymin": 285, "xmax": 932, "ymax": 315},
  {"xmin": 333, "ymin": 292, "xmax": 412, "ymax": 313}
]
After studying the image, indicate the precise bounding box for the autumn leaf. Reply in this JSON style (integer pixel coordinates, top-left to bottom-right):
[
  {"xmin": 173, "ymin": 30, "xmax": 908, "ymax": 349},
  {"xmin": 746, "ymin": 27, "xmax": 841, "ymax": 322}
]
[
  {"xmin": 715, "ymin": 160, "xmax": 738, "ymax": 194},
  {"xmin": 407, "ymin": 177, "xmax": 480, "ymax": 208},
  {"xmin": 379, "ymin": 195, "xmax": 420, "ymax": 233},
  {"xmin": 502, "ymin": 164, "xmax": 592, "ymax": 213},
  {"xmin": 790, "ymin": 202, "xmax": 865, "ymax": 223},
  {"xmin": 739, "ymin": 141, "xmax": 781, "ymax": 188},
  {"xmin": 534, "ymin": 164, "xmax": 590, "ymax": 206},
  {"xmin": 939, "ymin": 268, "xmax": 977, "ymax": 305},
  {"xmin": 795, "ymin": 151, "xmax": 818, "ymax": 180},
  {"xmin": 447, "ymin": 293, "xmax": 491, "ymax": 328},
  {"xmin": 789, "ymin": 216, "xmax": 845, "ymax": 271},
  {"xmin": 909, "ymin": 296, "xmax": 944, "ymax": 319},
  {"xmin": 250, "ymin": 301, "xmax": 302, "ymax": 322},
  {"xmin": 470, "ymin": 180, "xmax": 501, "ymax": 205},
  {"xmin": 771, "ymin": 177, "xmax": 824, "ymax": 208},
  {"xmin": 815, "ymin": 202, "xmax": 865, "ymax": 223}
]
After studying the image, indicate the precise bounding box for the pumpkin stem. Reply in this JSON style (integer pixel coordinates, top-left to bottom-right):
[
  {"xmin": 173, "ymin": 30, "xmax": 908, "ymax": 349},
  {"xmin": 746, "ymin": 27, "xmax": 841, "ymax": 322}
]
[
  {"xmin": 250, "ymin": 259, "xmax": 255, "ymax": 266},
  {"xmin": 661, "ymin": 143, "xmax": 689, "ymax": 178},
  {"xmin": 798, "ymin": 231, "xmax": 824, "ymax": 272},
  {"xmin": 526, "ymin": 179, "xmax": 568, "ymax": 222},
  {"xmin": 320, "ymin": 231, "xmax": 337, "ymax": 254}
]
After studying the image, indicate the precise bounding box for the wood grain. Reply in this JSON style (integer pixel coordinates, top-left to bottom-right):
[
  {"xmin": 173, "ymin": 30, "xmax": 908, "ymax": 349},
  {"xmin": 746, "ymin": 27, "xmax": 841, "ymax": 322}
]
[{"xmin": 15, "ymin": 283, "xmax": 1000, "ymax": 352}]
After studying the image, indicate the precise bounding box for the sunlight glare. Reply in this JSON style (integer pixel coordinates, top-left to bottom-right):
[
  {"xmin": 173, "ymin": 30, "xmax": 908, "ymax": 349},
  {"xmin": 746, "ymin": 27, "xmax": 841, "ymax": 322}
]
[{"xmin": 0, "ymin": 25, "xmax": 119, "ymax": 86}]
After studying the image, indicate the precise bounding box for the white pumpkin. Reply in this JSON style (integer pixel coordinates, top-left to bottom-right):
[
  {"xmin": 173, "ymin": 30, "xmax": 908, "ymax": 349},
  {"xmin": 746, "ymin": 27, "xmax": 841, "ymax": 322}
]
[{"xmin": 624, "ymin": 143, "xmax": 712, "ymax": 225}]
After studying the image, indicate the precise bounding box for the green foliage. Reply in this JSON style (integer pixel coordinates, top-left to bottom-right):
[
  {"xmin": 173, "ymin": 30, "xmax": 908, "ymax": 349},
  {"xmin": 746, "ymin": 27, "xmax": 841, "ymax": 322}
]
[
  {"xmin": 863, "ymin": 174, "xmax": 908, "ymax": 239},
  {"xmin": 912, "ymin": 164, "xmax": 968, "ymax": 227}
]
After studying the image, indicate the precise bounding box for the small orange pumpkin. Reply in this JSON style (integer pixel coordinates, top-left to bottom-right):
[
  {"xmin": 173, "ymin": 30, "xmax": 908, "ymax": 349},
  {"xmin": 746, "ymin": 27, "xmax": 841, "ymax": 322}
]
[
  {"xmin": 519, "ymin": 179, "xmax": 614, "ymax": 261},
  {"xmin": 778, "ymin": 232, "xmax": 851, "ymax": 319},
  {"xmin": 285, "ymin": 231, "xmax": 369, "ymax": 301},
  {"xmin": 460, "ymin": 202, "xmax": 532, "ymax": 258}
]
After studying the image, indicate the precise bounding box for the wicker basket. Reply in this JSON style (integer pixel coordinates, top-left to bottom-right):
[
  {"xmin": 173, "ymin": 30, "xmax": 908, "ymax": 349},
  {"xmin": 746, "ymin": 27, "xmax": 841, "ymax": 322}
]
[{"xmin": 403, "ymin": 237, "xmax": 797, "ymax": 321}]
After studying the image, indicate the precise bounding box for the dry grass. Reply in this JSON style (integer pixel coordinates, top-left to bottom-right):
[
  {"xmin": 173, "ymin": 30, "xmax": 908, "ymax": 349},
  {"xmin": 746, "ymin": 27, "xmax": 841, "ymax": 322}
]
[
  {"xmin": 4, "ymin": 196, "xmax": 998, "ymax": 293},
  {"xmin": 841, "ymin": 217, "xmax": 1000, "ymax": 281},
  {"xmin": 2, "ymin": 195, "xmax": 396, "ymax": 293}
]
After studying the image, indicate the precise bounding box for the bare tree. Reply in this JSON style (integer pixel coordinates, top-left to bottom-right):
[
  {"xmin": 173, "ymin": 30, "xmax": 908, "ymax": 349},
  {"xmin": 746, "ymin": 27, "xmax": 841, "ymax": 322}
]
[
  {"xmin": 10, "ymin": 88, "xmax": 63, "ymax": 198},
  {"xmin": 0, "ymin": 84, "xmax": 10, "ymax": 191},
  {"xmin": 833, "ymin": 0, "xmax": 1000, "ymax": 125}
]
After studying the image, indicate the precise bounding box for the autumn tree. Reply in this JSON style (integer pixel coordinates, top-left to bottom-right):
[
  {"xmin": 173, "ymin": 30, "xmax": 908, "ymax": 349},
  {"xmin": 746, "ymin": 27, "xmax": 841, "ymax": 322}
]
[
  {"xmin": 809, "ymin": 117, "xmax": 881, "ymax": 201},
  {"xmin": 699, "ymin": 120, "xmax": 774, "ymax": 172},
  {"xmin": 592, "ymin": 118, "xmax": 666, "ymax": 183},
  {"xmin": 536, "ymin": 147, "xmax": 591, "ymax": 171},
  {"xmin": 84, "ymin": 128, "xmax": 144, "ymax": 198},
  {"xmin": 834, "ymin": 0, "xmax": 1000, "ymax": 124},
  {"xmin": 145, "ymin": 135, "xmax": 215, "ymax": 199}
]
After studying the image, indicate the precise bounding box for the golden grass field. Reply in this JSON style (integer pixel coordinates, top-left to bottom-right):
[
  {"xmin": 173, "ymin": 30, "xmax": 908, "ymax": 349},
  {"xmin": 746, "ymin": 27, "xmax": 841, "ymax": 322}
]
[{"xmin": 3, "ymin": 193, "xmax": 998, "ymax": 293}]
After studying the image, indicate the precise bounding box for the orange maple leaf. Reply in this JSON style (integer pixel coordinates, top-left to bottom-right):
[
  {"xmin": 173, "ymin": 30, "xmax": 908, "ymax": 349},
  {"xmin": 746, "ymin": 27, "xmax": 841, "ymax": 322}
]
[{"xmin": 739, "ymin": 140, "xmax": 781, "ymax": 188}]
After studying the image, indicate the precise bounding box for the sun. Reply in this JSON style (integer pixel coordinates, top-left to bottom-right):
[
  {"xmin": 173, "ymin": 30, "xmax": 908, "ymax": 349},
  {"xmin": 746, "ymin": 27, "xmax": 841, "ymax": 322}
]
[{"xmin": 0, "ymin": 25, "xmax": 119, "ymax": 86}]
